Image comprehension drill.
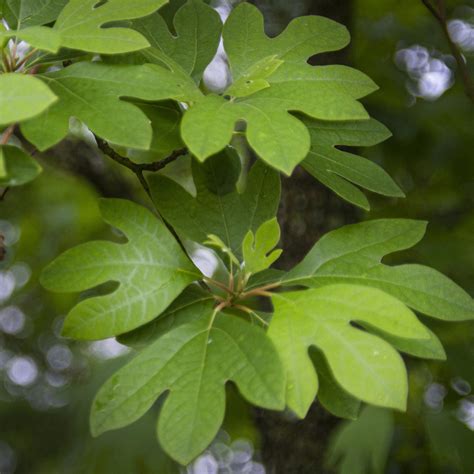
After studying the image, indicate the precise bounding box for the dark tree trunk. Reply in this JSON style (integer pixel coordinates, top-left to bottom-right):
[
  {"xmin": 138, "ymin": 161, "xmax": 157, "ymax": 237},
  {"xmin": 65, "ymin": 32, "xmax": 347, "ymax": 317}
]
[{"xmin": 250, "ymin": 1, "xmax": 359, "ymax": 472}]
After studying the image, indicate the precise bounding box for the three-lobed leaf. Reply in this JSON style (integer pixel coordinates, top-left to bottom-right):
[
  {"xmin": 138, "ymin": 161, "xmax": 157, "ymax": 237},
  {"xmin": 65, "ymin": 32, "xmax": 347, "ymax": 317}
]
[
  {"xmin": 242, "ymin": 218, "xmax": 282, "ymax": 275},
  {"xmin": 181, "ymin": 3, "xmax": 375, "ymax": 174},
  {"xmin": 41, "ymin": 198, "xmax": 199, "ymax": 339},
  {"xmin": 91, "ymin": 304, "xmax": 285, "ymax": 464},
  {"xmin": 269, "ymin": 284, "xmax": 432, "ymax": 417},
  {"xmin": 149, "ymin": 151, "xmax": 281, "ymax": 255}
]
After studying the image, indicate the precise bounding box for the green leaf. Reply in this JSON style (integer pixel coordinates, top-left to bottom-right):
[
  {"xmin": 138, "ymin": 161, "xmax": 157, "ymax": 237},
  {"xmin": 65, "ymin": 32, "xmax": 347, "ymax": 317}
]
[
  {"xmin": 223, "ymin": 3, "xmax": 349, "ymax": 82},
  {"xmin": 269, "ymin": 284, "xmax": 432, "ymax": 416},
  {"xmin": 286, "ymin": 219, "xmax": 474, "ymax": 321},
  {"xmin": 310, "ymin": 349, "xmax": 361, "ymax": 420},
  {"xmin": 118, "ymin": 285, "xmax": 214, "ymax": 349},
  {"xmin": 0, "ymin": 148, "xmax": 5, "ymax": 178},
  {"xmin": 181, "ymin": 3, "xmax": 375, "ymax": 174},
  {"xmin": 40, "ymin": 198, "xmax": 199, "ymax": 340},
  {"xmin": 0, "ymin": 25, "xmax": 61, "ymax": 52},
  {"xmin": 132, "ymin": 0, "xmax": 222, "ymax": 82},
  {"xmin": 127, "ymin": 101, "xmax": 184, "ymax": 162},
  {"xmin": 225, "ymin": 55, "xmax": 284, "ymax": 98},
  {"xmin": 242, "ymin": 218, "xmax": 282, "ymax": 275},
  {"xmin": 326, "ymin": 406, "xmax": 393, "ymax": 474},
  {"xmin": 0, "ymin": 145, "xmax": 42, "ymax": 186},
  {"xmin": 0, "ymin": 73, "xmax": 57, "ymax": 126},
  {"xmin": 2, "ymin": 0, "xmax": 68, "ymax": 28},
  {"xmin": 21, "ymin": 62, "xmax": 199, "ymax": 151},
  {"xmin": 53, "ymin": 0, "xmax": 168, "ymax": 54},
  {"xmin": 368, "ymin": 325, "xmax": 446, "ymax": 361},
  {"xmin": 302, "ymin": 118, "xmax": 404, "ymax": 210},
  {"xmin": 149, "ymin": 152, "xmax": 281, "ymax": 255},
  {"xmin": 91, "ymin": 306, "xmax": 285, "ymax": 465}
]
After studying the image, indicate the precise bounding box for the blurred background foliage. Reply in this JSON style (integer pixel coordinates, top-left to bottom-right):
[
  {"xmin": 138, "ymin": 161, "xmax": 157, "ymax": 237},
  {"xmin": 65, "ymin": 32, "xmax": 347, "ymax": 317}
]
[{"xmin": 1, "ymin": 0, "xmax": 474, "ymax": 473}]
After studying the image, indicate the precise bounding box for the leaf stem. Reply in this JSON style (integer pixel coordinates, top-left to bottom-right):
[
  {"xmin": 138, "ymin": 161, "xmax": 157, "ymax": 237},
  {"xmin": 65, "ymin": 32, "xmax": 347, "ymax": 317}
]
[
  {"xmin": 15, "ymin": 48, "xmax": 38, "ymax": 71},
  {"xmin": 203, "ymin": 277, "xmax": 234, "ymax": 295},
  {"xmin": 233, "ymin": 305, "xmax": 269, "ymax": 326},
  {"xmin": 1, "ymin": 125, "xmax": 15, "ymax": 145},
  {"xmin": 239, "ymin": 281, "xmax": 281, "ymax": 300}
]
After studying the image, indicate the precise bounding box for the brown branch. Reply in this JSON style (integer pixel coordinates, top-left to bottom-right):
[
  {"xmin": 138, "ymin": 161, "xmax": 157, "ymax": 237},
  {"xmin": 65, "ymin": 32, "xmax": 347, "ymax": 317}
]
[
  {"xmin": 93, "ymin": 134, "xmax": 187, "ymax": 196},
  {"xmin": 422, "ymin": 0, "xmax": 474, "ymax": 104},
  {"xmin": 1, "ymin": 125, "xmax": 16, "ymax": 145}
]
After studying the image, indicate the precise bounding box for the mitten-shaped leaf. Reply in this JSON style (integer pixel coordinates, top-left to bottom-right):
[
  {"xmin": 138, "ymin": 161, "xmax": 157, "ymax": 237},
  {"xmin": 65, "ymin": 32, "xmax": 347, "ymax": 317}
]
[
  {"xmin": 269, "ymin": 284, "xmax": 432, "ymax": 417},
  {"xmin": 0, "ymin": 73, "xmax": 57, "ymax": 126},
  {"xmin": 286, "ymin": 219, "xmax": 474, "ymax": 321},
  {"xmin": 132, "ymin": 0, "xmax": 222, "ymax": 82},
  {"xmin": 54, "ymin": 0, "xmax": 168, "ymax": 54},
  {"xmin": 302, "ymin": 118, "xmax": 404, "ymax": 210},
  {"xmin": 0, "ymin": 145, "xmax": 42, "ymax": 187},
  {"xmin": 149, "ymin": 151, "xmax": 280, "ymax": 255},
  {"xmin": 91, "ymin": 305, "xmax": 285, "ymax": 464},
  {"xmin": 181, "ymin": 3, "xmax": 377, "ymax": 174},
  {"xmin": 21, "ymin": 62, "xmax": 199, "ymax": 151},
  {"xmin": 41, "ymin": 199, "xmax": 199, "ymax": 340},
  {"xmin": 242, "ymin": 218, "xmax": 282, "ymax": 275}
]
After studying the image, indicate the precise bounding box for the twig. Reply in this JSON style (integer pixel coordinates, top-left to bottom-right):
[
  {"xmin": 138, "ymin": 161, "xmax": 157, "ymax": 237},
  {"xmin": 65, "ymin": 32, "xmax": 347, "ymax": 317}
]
[
  {"xmin": 15, "ymin": 48, "xmax": 38, "ymax": 71},
  {"xmin": 93, "ymin": 134, "xmax": 187, "ymax": 196},
  {"xmin": 422, "ymin": 0, "xmax": 474, "ymax": 104},
  {"xmin": 239, "ymin": 282, "xmax": 281, "ymax": 300},
  {"xmin": 203, "ymin": 277, "xmax": 234, "ymax": 295},
  {"xmin": 1, "ymin": 125, "xmax": 15, "ymax": 145},
  {"xmin": 0, "ymin": 187, "xmax": 9, "ymax": 201}
]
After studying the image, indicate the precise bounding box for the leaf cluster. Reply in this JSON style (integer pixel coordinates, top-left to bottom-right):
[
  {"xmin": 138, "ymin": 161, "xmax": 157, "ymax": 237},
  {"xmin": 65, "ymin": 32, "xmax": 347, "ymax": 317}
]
[{"xmin": 1, "ymin": 0, "xmax": 473, "ymax": 467}]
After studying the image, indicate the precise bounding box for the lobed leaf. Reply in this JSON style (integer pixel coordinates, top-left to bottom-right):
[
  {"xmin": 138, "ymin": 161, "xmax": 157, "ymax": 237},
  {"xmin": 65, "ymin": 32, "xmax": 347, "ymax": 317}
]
[
  {"xmin": 149, "ymin": 151, "xmax": 280, "ymax": 255},
  {"xmin": 91, "ymin": 306, "xmax": 285, "ymax": 464},
  {"xmin": 310, "ymin": 349, "xmax": 361, "ymax": 420},
  {"xmin": 180, "ymin": 3, "xmax": 375, "ymax": 174},
  {"xmin": 302, "ymin": 118, "xmax": 403, "ymax": 210},
  {"xmin": 41, "ymin": 198, "xmax": 199, "ymax": 340},
  {"xmin": 269, "ymin": 284, "xmax": 432, "ymax": 417},
  {"xmin": 242, "ymin": 218, "xmax": 282, "ymax": 275},
  {"xmin": 132, "ymin": 0, "xmax": 222, "ymax": 82},
  {"xmin": 286, "ymin": 219, "xmax": 474, "ymax": 321},
  {"xmin": 21, "ymin": 62, "xmax": 199, "ymax": 151},
  {"xmin": 53, "ymin": 0, "xmax": 168, "ymax": 54}
]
